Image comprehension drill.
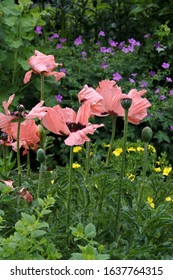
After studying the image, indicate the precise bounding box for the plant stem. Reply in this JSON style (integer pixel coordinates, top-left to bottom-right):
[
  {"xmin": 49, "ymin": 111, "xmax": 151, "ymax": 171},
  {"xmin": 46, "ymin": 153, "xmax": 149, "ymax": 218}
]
[
  {"xmin": 105, "ymin": 115, "xmax": 116, "ymax": 166},
  {"xmin": 138, "ymin": 142, "xmax": 148, "ymax": 206},
  {"xmin": 2, "ymin": 145, "xmax": 7, "ymax": 176},
  {"xmin": 17, "ymin": 113, "xmax": 22, "ymax": 187},
  {"xmin": 37, "ymin": 163, "xmax": 44, "ymax": 199},
  {"xmin": 115, "ymin": 109, "xmax": 128, "ymax": 241},
  {"xmin": 66, "ymin": 146, "xmax": 73, "ymax": 232},
  {"xmin": 84, "ymin": 141, "xmax": 91, "ymax": 184},
  {"xmin": 27, "ymin": 149, "xmax": 31, "ymax": 178},
  {"xmin": 40, "ymin": 74, "xmax": 44, "ymax": 101}
]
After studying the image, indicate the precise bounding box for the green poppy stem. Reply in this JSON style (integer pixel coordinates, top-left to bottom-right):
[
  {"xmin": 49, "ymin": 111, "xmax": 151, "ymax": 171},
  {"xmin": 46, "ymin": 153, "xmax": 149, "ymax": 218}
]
[
  {"xmin": 138, "ymin": 142, "xmax": 148, "ymax": 206},
  {"xmin": 37, "ymin": 163, "xmax": 44, "ymax": 199},
  {"xmin": 27, "ymin": 149, "xmax": 31, "ymax": 179},
  {"xmin": 84, "ymin": 141, "xmax": 91, "ymax": 184},
  {"xmin": 2, "ymin": 145, "xmax": 7, "ymax": 176},
  {"xmin": 66, "ymin": 146, "xmax": 73, "ymax": 232},
  {"xmin": 17, "ymin": 113, "xmax": 22, "ymax": 187},
  {"xmin": 105, "ymin": 115, "xmax": 116, "ymax": 166},
  {"xmin": 40, "ymin": 74, "xmax": 44, "ymax": 101},
  {"xmin": 115, "ymin": 108, "xmax": 128, "ymax": 241}
]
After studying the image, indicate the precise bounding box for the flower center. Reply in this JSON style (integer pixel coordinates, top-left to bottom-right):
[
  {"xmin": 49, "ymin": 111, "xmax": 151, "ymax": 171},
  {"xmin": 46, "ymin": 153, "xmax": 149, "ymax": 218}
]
[{"xmin": 66, "ymin": 122, "xmax": 86, "ymax": 132}]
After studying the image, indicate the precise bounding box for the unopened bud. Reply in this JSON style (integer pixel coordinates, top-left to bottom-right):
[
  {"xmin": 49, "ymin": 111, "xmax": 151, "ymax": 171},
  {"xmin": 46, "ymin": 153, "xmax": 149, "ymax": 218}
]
[
  {"xmin": 0, "ymin": 132, "xmax": 8, "ymax": 141},
  {"xmin": 120, "ymin": 98, "xmax": 132, "ymax": 110},
  {"xmin": 141, "ymin": 126, "xmax": 153, "ymax": 143},
  {"xmin": 36, "ymin": 148, "xmax": 46, "ymax": 163}
]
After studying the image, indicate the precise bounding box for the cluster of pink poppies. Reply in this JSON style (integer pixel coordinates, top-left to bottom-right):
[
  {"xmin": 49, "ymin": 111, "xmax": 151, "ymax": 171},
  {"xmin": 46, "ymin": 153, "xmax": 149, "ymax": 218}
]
[{"xmin": 0, "ymin": 50, "xmax": 151, "ymax": 201}]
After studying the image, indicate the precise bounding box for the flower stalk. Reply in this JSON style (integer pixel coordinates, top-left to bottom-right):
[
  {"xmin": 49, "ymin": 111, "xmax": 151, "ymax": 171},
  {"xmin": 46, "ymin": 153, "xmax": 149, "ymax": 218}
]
[
  {"xmin": 84, "ymin": 141, "xmax": 91, "ymax": 184},
  {"xmin": 115, "ymin": 98, "xmax": 132, "ymax": 241},
  {"xmin": 105, "ymin": 115, "xmax": 117, "ymax": 166},
  {"xmin": 40, "ymin": 74, "xmax": 44, "ymax": 101},
  {"xmin": 66, "ymin": 146, "xmax": 74, "ymax": 232}
]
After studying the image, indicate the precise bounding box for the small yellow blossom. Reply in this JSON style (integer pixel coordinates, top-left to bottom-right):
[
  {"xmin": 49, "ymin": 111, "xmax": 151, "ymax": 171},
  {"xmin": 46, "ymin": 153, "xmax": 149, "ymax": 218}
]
[
  {"xmin": 163, "ymin": 166, "xmax": 172, "ymax": 176},
  {"xmin": 127, "ymin": 147, "xmax": 136, "ymax": 152},
  {"xmin": 156, "ymin": 161, "xmax": 160, "ymax": 166},
  {"xmin": 51, "ymin": 180, "xmax": 55, "ymax": 185},
  {"xmin": 72, "ymin": 163, "xmax": 81, "ymax": 169},
  {"xmin": 90, "ymin": 152, "xmax": 93, "ymax": 156},
  {"xmin": 112, "ymin": 148, "xmax": 123, "ymax": 156},
  {"xmin": 154, "ymin": 167, "xmax": 161, "ymax": 173},
  {"xmin": 73, "ymin": 146, "xmax": 82, "ymax": 153},
  {"xmin": 148, "ymin": 145, "xmax": 156, "ymax": 153},
  {"xmin": 127, "ymin": 173, "xmax": 135, "ymax": 181},
  {"xmin": 165, "ymin": 197, "xmax": 172, "ymax": 202},
  {"xmin": 50, "ymin": 170, "xmax": 53, "ymax": 174},
  {"xmin": 136, "ymin": 146, "xmax": 144, "ymax": 152},
  {"xmin": 147, "ymin": 197, "xmax": 155, "ymax": 208}
]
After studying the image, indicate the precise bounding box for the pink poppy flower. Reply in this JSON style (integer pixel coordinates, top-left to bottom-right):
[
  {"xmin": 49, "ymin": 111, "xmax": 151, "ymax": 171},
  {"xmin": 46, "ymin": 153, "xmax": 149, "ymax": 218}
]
[
  {"xmin": 18, "ymin": 187, "xmax": 33, "ymax": 202},
  {"xmin": 42, "ymin": 102, "xmax": 104, "ymax": 146},
  {"xmin": 0, "ymin": 180, "xmax": 14, "ymax": 190},
  {"xmin": 119, "ymin": 89, "xmax": 151, "ymax": 124},
  {"xmin": 10, "ymin": 120, "xmax": 40, "ymax": 155},
  {"xmin": 0, "ymin": 94, "xmax": 17, "ymax": 134},
  {"xmin": 24, "ymin": 100, "xmax": 47, "ymax": 120},
  {"xmin": 95, "ymin": 80, "xmax": 124, "ymax": 116},
  {"xmin": 23, "ymin": 50, "xmax": 66, "ymax": 84}
]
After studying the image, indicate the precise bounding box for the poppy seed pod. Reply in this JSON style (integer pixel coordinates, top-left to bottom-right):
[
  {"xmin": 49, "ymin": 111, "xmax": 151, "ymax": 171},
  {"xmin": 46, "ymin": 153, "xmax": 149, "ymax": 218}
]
[
  {"xmin": 141, "ymin": 126, "xmax": 153, "ymax": 143},
  {"xmin": 36, "ymin": 148, "xmax": 46, "ymax": 163},
  {"xmin": 0, "ymin": 132, "xmax": 8, "ymax": 141},
  {"xmin": 120, "ymin": 98, "xmax": 132, "ymax": 110},
  {"xmin": 16, "ymin": 104, "xmax": 25, "ymax": 113}
]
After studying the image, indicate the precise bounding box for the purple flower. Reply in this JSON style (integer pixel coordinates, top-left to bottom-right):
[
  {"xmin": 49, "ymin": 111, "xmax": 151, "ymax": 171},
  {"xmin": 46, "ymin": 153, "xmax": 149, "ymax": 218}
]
[
  {"xmin": 128, "ymin": 38, "xmax": 141, "ymax": 46},
  {"xmin": 60, "ymin": 68, "xmax": 67, "ymax": 74},
  {"xmin": 35, "ymin": 26, "xmax": 42, "ymax": 34},
  {"xmin": 155, "ymin": 88, "xmax": 160, "ymax": 94},
  {"xmin": 55, "ymin": 94, "xmax": 63, "ymax": 103},
  {"xmin": 101, "ymin": 61, "xmax": 109, "ymax": 69},
  {"xmin": 59, "ymin": 38, "xmax": 67, "ymax": 43},
  {"xmin": 118, "ymin": 41, "xmax": 125, "ymax": 49},
  {"xmin": 99, "ymin": 47, "xmax": 112, "ymax": 53},
  {"xmin": 128, "ymin": 45, "xmax": 135, "ymax": 52},
  {"xmin": 113, "ymin": 72, "xmax": 122, "ymax": 81},
  {"xmin": 144, "ymin": 34, "xmax": 150, "ymax": 38},
  {"xmin": 129, "ymin": 78, "xmax": 135, "ymax": 83},
  {"xmin": 109, "ymin": 39, "xmax": 118, "ymax": 47},
  {"xmin": 56, "ymin": 43, "xmax": 62, "ymax": 49},
  {"xmin": 131, "ymin": 73, "xmax": 137, "ymax": 77},
  {"xmin": 170, "ymin": 125, "xmax": 173, "ymax": 130},
  {"xmin": 170, "ymin": 89, "xmax": 173, "ymax": 95},
  {"xmin": 154, "ymin": 42, "xmax": 161, "ymax": 49},
  {"xmin": 74, "ymin": 35, "xmax": 83, "ymax": 46},
  {"xmin": 139, "ymin": 80, "xmax": 148, "ymax": 87},
  {"xmin": 160, "ymin": 95, "xmax": 166, "ymax": 100},
  {"xmin": 166, "ymin": 77, "xmax": 172, "ymax": 82},
  {"xmin": 99, "ymin": 31, "xmax": 105, "ymax": 36},
  {"xmin": 81, "ymin": 51, "xmax": 87, "ymax": 60},
  {"xmin": 149, "ymin": 71, "xmax": 156, "ymax": 77},
  {"xmin": 121, "ymin": 47, "xmax": 129, "ymax": 53},
  {"xmin": 52, "ymin": 33, "xmax": 59, "ymax": 38},
  {"xmin": 162, "ymin": 62, "xmax": 170, "ymax": 69}
]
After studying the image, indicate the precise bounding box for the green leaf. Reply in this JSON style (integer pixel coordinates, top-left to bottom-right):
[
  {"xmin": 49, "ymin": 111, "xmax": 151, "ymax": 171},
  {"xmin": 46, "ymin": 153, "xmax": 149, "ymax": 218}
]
[
  {"xmin": 84, "ymin": 223, "xmax": 96, "ymax": 239},
  {"xmin": 31, "ymin": 230, "xmax": 47, "ymax": 238},
  {"xmin": 21, "ymin": 213, "xmax": 36, "ymax": 224}
]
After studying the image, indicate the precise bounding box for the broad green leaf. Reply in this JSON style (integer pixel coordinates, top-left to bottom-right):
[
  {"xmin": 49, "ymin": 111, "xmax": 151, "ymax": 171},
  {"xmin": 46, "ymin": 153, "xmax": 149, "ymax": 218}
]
[{"xmin": 84, "ymin": 223, "xmax": 96, "ymax": 239}]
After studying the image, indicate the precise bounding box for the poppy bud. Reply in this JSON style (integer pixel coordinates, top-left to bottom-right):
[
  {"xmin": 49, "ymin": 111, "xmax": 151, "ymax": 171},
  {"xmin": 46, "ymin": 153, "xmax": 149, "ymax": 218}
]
[
  {"xmin": 120, "ymin": 98, "xmax": 132, "ymax": 110},
  {"xmin": 16, "ymin": 104, "xmax": 25, "ymax": 113},
  {"xmin": 36, "ymin": 148, "xmax": 46, "ymax": 163},
  {"xmin": 141, "ymin": 126, "xmax": 153, "ymax": 143}
]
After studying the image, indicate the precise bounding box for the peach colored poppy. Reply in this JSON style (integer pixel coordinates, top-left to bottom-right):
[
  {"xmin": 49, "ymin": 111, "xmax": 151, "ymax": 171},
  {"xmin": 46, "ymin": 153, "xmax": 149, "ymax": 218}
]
[
  {"xmin": 42, "ymin": 102, "xmax": 104, "ymax": 146},
  {"xmin": 0, "ymin": 94, "xmax": 17, "ymax": 134},
  {"xmin": 118, "ymin": 89, "xmax": 151, "ymax": 124},
  {"xmin": 18, "ymin": 187, "xmax": 33, "ymax": 202},
  {"xmin": 10, "ymin": 120, "xmax": 40, "ymax": 155},
  {"xmin": 23, "ymin": 50, "xmax": 66, "ymax": 83},
  {"xmin": 0, "ymin": 180, "xmax": 14, "ymax": 190},
  {"xmin": 23, "ymin": 100, "xmax": 47, "ymax": 120}
]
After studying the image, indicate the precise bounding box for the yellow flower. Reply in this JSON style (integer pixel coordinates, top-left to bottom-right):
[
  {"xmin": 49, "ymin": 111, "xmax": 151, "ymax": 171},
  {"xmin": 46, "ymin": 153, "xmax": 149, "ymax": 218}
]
[
  {"xmin": 112, "ymin": 148, "xmax": 123, "ymax": 156},
  {"xmin": 72, "ymin": 163, "xmax": 81, "ymax": 169},
  {"xmin": 73, "ymin": 146, "xmax": 82, "ymax": 153},
  {"xmin": 163, "ymin": 166, "xmax": 172, "ymax": 176},
  {"xmin": 51, "ymin": 179, "xmax": 54, "ymax": 185},
  {"xmin": 127, "ymin": 173, "xmax": 135, "ymax": 181},
  {"xmin": 90, "ymin": 151, "xmax": 93, "ymax": 156},
  {"xmin": 156, "ymin": 161, "xmax": 160, "ymax": 166},
  {"xmin": 154, "ymin": 167, "xmax": 161, "ymax": 173},
  {"xmin": 165, "ymin": 197, "xmax": 172, "ymax": 202},
  {"xmin": 136, "ymin": 146, "xmax": 144, "ymax": 152},
  {"xmin": 127, "ymin": 147, "xmax": 136, "ymax": 152},
  {"xmin": 148, "ymin": 145, "xmax": 156, "ymax": 153},
  {"xmin": 147, "ymin": 197, "xmax": 155, "ymax": 208}
]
